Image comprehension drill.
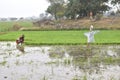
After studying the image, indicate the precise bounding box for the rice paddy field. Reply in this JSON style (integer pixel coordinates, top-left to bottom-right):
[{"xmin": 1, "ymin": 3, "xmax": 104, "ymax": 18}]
[
  {"xmin": 0, "ymin": 20, "xmax": 120, "ymax": 80},
  {"xmin": 0, "ymin": 30, "xmax": 120, "ymax": 45}
]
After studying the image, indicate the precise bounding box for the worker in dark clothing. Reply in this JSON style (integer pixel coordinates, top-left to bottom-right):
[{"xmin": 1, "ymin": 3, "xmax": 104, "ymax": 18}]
[
  {"xmin": 19, "ymin": 34, "xmax": 24, "ymax": 44},
  {"xmin": 16, "ymin": 34, "xmax": 25, "ymax": 52},
  {"xmin": 16, "ymin": 34, "xmax": 25, "ymax": 45}
]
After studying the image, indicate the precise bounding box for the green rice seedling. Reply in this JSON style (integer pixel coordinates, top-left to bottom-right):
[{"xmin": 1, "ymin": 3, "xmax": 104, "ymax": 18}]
[
  {"xmin": 0, "ymin": 61, "xmax": 7, "ymax": 66},
  {"xmin": 0, "ymin": 30, "xmax": 120, "ymax": 45}
]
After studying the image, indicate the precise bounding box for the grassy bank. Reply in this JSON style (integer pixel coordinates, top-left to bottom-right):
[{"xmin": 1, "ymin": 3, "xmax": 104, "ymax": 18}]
[
  {"xmin": 0, "ymin": 30, "xmax": 120, "ymax": 45},
  {"xmin": 0, "ymin": 17, "xmax": 120, "ymax": 32},
  {"xmin": 0, "ymin": 21, "xmax": 33, "ymax": 32}
]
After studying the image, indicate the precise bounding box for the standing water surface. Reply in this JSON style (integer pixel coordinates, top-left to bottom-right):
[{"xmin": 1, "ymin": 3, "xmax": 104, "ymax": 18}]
[{"xmin": 0, "ymin": 42, "xmax": 120, "ymax": 80}]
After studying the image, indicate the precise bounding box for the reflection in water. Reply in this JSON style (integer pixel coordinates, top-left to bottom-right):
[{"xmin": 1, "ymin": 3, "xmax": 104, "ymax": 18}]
[
  {"xmin": 0, "ymin": 42, "xmax": 120, "ymax": 80},
  {"xmin": 16, "ymin": 45, "xmax": 24, "ymax": 53}
]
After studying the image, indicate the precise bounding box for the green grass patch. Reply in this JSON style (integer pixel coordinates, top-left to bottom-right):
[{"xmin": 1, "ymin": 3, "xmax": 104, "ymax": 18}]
[
  {"xmin": 102, "ymin": 57, "xmax": 120, "ymax": 64},
  {"xmin": 0, "ymin": 30, "xmax": 120, "ymax": 45},
  {"xmin": 0, "ymin": 21, "xmax": 33, "ymax": 32},
  {"xmin": 0, "ymin": 61, "xmax": 7, "ymax": 66}
]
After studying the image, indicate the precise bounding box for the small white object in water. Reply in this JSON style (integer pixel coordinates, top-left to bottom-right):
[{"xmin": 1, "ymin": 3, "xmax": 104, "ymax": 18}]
[
  {"xmin": 107, "ymin": 50, "xmax": 117, "ymax": 57},
  {"xmin": 65, "ymin": 53, "xmax": 69, "ymax": 58}
]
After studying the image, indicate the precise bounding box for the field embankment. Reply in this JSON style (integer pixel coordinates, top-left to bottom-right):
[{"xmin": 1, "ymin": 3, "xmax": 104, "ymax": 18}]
[
  {"xmin": 55, "ymin": 17, "xmax": 120, "ymax": 30},
  {"xmin": 0, "ymin": 17, "xmax": 120, "ymax": 32}
]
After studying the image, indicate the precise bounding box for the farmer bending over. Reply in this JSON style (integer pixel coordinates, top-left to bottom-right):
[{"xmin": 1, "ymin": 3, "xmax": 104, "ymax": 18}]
[{"xmin": 16, "ymin": 34, "xmax": 24, "ymax": 45}]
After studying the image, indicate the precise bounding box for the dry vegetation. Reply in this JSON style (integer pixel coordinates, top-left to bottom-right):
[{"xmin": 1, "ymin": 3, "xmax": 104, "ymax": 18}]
[
  {"xmin": 58, "ymin": 17, "xmax": 120, "ymax": 30},
  {"xmin": 0, "ymin": 17, "xmax": 120, "ymax": 32},
  {"xmin": 23, "ymin": 18, "xmax": 120, "ymax": 31}
]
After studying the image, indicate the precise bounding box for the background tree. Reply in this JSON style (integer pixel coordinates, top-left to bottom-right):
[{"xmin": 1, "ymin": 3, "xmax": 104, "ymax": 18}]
[
  {"xmin": 65, "ymin": 0, "xmax": 80, "ymax": 19},
  {"xmin": 111, "ymin": 0, "xmax": 120, "ymax": 13},
  {"xmin": 46, "ymin": 0, "xmax": 65, "ymax": 20},
  {"xmin": 111, "ymin": 0, "xmax": 120, "ymax": 4},
  {"xmin": 46, "ymin": 0, "xmax": 120, "ymax": 20},
  {"xmin": 65, "ymin": 0, "xmax": 110, "ymax": 19}
]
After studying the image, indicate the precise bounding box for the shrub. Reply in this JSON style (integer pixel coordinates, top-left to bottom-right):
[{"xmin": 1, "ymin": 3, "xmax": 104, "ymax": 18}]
[
  {"xmin": 95, "ymin": 13, "xmax": 103, "ymax": 21},
  {"xmin": 12, "ymin": 24, "xmax": 22, "ymax": 31}
]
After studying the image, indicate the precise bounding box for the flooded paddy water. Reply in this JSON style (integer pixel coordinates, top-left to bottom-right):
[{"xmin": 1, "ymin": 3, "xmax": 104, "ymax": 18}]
[{"xmin": 0, "ymin": 42, "xmax": 120, "ymax": 80}]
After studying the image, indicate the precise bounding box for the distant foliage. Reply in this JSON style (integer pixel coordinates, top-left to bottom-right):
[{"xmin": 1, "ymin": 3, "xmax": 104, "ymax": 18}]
[
  {"xmin": 46, "ymin": 0, "xmax": 65, "ymax": 20},
  {"xmin": 95, "ymin": 14, "xmax": 103, "ymax": 21},
  {"xmin": 12, "ymin": 24, "xmax": 22, "ymax": 31},
  {"xmin": 65, "ymin": 0, "xmax": 110, "ymax": 19},
  {"xmin": 110, "ymin": 11, "xmax": 116, "ymax": 16},
  {"xmin": 46, "ymin": 0, "xmax": 120, "ymax": 20}
]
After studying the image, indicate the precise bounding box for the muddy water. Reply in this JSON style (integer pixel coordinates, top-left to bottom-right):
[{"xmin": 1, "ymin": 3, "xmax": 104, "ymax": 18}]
[{"xmin": 0, "ymin": 42, "xmax": 120, "ymax": 80}]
